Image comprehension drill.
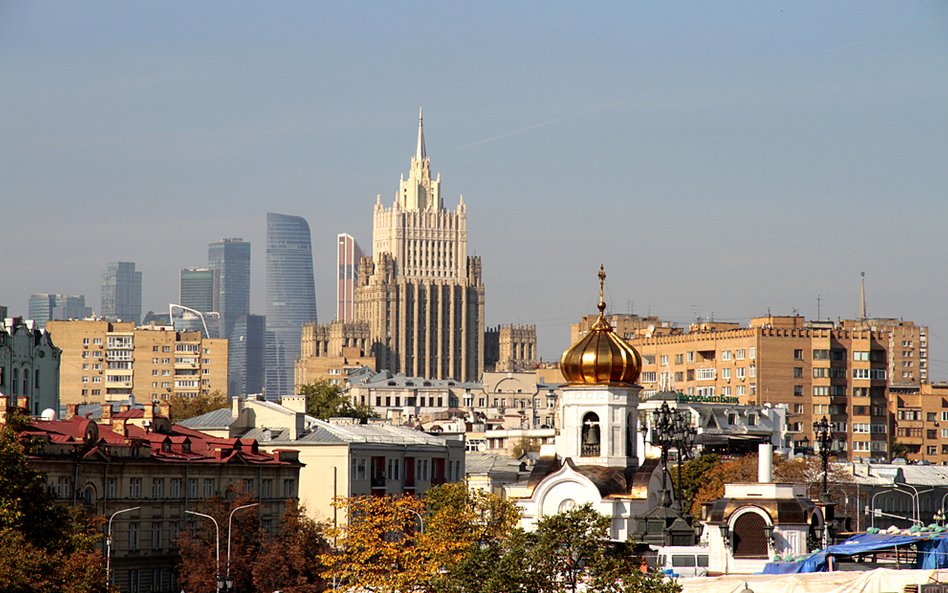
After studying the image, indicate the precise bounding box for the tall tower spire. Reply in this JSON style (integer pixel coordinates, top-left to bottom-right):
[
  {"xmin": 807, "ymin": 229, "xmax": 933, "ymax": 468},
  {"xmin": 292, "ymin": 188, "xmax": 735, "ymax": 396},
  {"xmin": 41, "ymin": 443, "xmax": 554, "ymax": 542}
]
[
  {"xmin": 859, "ymin": 271, "xmax": 867, "ymax": 320},
  {"xmin": 415, "ymin": 105, "xmax": 426, "ymax": 161}
]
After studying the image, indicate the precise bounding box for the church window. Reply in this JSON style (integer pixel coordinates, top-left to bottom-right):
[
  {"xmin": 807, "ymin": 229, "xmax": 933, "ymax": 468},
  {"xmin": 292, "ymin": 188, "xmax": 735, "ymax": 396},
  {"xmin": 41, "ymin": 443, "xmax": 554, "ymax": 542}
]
[{"xmin": 581, "ymin": 412, "xmax": 600, "ymax": 457}]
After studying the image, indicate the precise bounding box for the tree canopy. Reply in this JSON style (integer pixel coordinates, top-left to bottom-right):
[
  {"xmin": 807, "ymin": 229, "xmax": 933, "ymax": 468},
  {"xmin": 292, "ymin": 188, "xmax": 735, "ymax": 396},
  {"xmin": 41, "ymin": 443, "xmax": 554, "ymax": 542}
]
[
  {"xmin": 301, "ymin": 380, "xmax": 375, "ymax": 421},
  {"xmin": 321, "ymin": 485, "xmax": 680, "ymax": 593},
  {"xmin": 168, "ymin": 390, "xmax": 229, "ymax": 422}
]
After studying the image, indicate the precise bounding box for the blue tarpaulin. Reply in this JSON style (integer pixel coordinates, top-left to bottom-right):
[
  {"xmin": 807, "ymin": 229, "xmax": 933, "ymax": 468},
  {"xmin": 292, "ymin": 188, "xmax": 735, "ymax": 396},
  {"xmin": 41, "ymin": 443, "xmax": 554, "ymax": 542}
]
[{"xmin": 762, "ymin": 533, "xmax": 948, "ymax": 574}]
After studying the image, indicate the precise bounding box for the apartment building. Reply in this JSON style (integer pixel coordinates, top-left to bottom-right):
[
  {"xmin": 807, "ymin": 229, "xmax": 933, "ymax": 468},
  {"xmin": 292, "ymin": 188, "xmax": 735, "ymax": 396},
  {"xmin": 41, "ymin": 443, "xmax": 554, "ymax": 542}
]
[
  {"xmin": 45, "ymin": 320, "xmax": 227, "ymax": 407},
  {"xmin": 10, "ymin": 398, "xmax": 300, "ymax": 593},
  {"xmin": 626, "ymin": 315, "xmax": 901, "ymax": 461},
  {"xmin": 891, "ymin": 383, "xmax": 948, "ymax": 464}
]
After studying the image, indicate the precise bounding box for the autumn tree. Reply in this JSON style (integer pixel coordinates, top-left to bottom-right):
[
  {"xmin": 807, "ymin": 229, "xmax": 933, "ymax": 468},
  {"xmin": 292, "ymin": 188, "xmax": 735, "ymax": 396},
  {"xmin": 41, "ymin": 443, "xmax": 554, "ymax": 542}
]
[
  {"xmin": 168, "ymin": 390, "xmax": 229, "ymax": 422},
  {"xmin": 512, "ymin": 436, "xmax": 541, "ymax": 458},
  {"xmin": 321, "ymin": 494, "xmax": 429, "ymax": 593},
  {"xmin": 0, "ymin": 408, "xmax": 108, "ymax": 593},
  {"xmin": 670, "ymin": 453, "xmax": 719, "ymax": 517},
  {"xmin": 176, "ymin": 487, "xmax": 261, "ymax": 593},
  {"xmin": 301, "ymin": 380, "xmax": 375, "ymax": 421},
  {"xmin": 252, "ymin": 503, "xmax": 330, "ymax": 593}
]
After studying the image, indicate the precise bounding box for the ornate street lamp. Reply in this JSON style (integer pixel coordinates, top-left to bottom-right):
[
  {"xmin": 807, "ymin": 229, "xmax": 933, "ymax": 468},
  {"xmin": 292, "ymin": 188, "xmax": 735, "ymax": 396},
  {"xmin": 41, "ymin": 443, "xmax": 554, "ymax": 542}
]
[
  {"xmin": 813, "ymin": 416, "xmax": 835, "ymax": 502},
  {"xmin": 644, "ymin": 401, "xmax": 697, "ymax": 508}
]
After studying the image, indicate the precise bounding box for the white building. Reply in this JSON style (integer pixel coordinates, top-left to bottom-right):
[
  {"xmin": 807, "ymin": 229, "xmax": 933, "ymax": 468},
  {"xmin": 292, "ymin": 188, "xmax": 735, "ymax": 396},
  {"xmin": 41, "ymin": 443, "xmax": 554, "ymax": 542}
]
[
  {"xmin": 506, "ymin": 271, "xmax": 665, "ymax": 541},
  {"xmin": 1, "ymin": 316, "xmax": 60, "ymax": 416},
  {"xmin": 179, "ymin": 395, "xmax": 465, "ymax": 525}
]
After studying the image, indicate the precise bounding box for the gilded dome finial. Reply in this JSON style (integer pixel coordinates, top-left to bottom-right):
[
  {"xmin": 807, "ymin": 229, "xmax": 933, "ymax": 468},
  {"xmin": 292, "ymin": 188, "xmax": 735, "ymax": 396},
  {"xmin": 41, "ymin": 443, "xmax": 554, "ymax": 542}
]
[
  {"xmin": 559, "ymin": 265, "xmax": 642, "ymax": 386},
  {"xmin": 598, "ymin": 265, "xmax": 606, "ymax": 314}
]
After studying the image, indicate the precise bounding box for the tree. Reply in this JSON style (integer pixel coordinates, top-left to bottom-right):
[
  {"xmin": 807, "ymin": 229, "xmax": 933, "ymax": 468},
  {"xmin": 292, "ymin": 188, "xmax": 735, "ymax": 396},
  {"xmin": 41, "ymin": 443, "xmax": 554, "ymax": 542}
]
[
  {"xmin": 321, "ymin": 494, "xmax": 429, "ymax": 593},
  {"xmin": 252, "ymin": 503, "xmax": 330, "ymax": 593},
  {"xmin": 176, "ymin": 486, "xmax": 261, "ymax": 593},
  {"xmin": 671, "ymin": 453, "xmax": 719, "ymax": 517},
  {"xmin": 0, "ymin": 408, "xmax": 107, "ymax": 593},
  {"xmin": 301, "ymin": 380, "xmax": 375, "ymax": 421},
  {"xmin": 688, "ymin": 454, "xmax": 760, "ymax": 518},
  {"xmin": 512, "ymin": 436, "xmax": 541, "ymax": 458},
  {"xmin": 168, "ymin": 390, "xmax": 228, "ymax": 422}
]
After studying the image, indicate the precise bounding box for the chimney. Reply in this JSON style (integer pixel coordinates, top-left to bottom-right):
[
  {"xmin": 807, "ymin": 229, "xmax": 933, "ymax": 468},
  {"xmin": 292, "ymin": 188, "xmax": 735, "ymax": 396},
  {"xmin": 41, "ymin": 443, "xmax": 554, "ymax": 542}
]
[
  {"xmin": 17, "ymin": 396, "xmax": 29, "ymax": 410},
  {"xmin": 758, "ymin": 443, "xmax": 773, "ymax": 483},
  {"xmin": 144, "ymin": 403, "xmax": 155, "ymax": 421},
  {"xmin": 158, "ymin": 401, "xmax": 171, "ymax": 419},
  {"xmin": 66, "ymin": 404, "xmax": 79, "ymax": 419},
  {"xmin": 119, "ymin": 404, "xmax": 131, "ymax": 413},
  {"xmin": 102, "ymin": 403, "xmax": 112, "ymax": 422}
]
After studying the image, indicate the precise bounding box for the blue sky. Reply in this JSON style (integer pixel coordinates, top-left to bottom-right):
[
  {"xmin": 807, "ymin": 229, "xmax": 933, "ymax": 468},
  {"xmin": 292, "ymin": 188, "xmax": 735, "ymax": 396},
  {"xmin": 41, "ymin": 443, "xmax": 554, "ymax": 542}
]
[{"xmin": 2, "ymin": 2, "xmax": 948, "ymax": 375}]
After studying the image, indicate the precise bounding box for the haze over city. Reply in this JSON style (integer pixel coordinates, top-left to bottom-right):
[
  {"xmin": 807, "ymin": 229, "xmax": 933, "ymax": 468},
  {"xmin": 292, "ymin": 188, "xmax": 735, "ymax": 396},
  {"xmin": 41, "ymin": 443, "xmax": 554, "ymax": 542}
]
[{"xmin": 3, "ymin": 2, "xmax": 948, "ymax": 374}]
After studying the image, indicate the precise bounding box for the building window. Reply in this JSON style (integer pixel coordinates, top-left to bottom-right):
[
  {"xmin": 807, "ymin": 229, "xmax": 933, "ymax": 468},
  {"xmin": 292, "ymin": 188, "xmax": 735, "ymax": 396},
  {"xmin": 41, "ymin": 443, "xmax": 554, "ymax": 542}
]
[
  {"xmin": 106, "ymin": 477, "xmax": 117, "ymax": 499},
  {"xmin": 386, "ymin": 458, "xmax": 401, "ymax": 481},
  {"xmin": 793, "ymin": 349, "xmax": 803, "ymax": 360},
  {"xmin": 722, "ymin": 350, "xmax": 732, "ymax": 361},
  {"xmin": 188, "ymin": 479, "xmax": 198, "ymax": 499},
  {"xmin": 202, "ymin": 479, "xmax": 215, "ymax": 498},
  {"xmin": 793, "ymin": 367, "xmax": 803, "ymax": 378},
  {"xmin": 283, "ymin": 479, "xmax": 295, "ymax": 498},
  {"xmin": 152, "ymin": 478, "xmax": 164, "ymax": 499},
  {"xmin": 129, "ymin": 522, "xmax": 140, "ymax": 551},
  {"xmin": 129, "ymin": 477, "xmax": 142, "ymax": 499},
  {"xmin": 262, "ymin": 479, "xmax": 273, "ymax": 498},
  {"xmin": 735, "ymin": 349, "xmax": 746, "ymax": 360},
  {"xmin": 152, "ymin": 522, "xmax": 162, "ymax": 550},
  {"xmin": 170, "ymin": 478, "xmax": 181, "ymax": 498}
]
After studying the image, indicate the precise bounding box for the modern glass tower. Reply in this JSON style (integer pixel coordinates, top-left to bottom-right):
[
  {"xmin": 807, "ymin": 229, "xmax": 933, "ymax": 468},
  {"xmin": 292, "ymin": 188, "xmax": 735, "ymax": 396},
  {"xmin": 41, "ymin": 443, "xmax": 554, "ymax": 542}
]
[
  {"xmin": 208, "ymin": 238, "xmax": 251, "ymax": 340},
  {"xmin": 179, "ymin": 268, "xmax": 215, "ymax": 313},
  {"xmin": 229, "ymin": 314, "xmax": 266, "ymax": 396},
  {"xmin": 336, "ymin": 233, "xmax": 363, "ymax": 322},
  {"xmin": 265, "ymin": 213, "xmax": 317, "ymax": 398},
  {"xmin": 100, "ymin": 262, "xmax": 142, "ymax": 324},
  {"xmin": 28, "ymin": 293, "xmax": 91, "ymax": 329}
]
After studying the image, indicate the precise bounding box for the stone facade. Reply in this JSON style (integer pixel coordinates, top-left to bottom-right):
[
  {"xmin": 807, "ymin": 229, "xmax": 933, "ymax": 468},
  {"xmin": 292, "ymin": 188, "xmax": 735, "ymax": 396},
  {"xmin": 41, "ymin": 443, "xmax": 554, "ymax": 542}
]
[
  {"xmin": 295, "ymin": 320, "xmax": 374, "ymax": 388},
  {"xmin": 354, "ymin": 110, "xmax": 484, "ymax": 383},
  {"xmin": 485, "ymin": 324, "xmax": 538, "ymax": 372},
  {"xmin": 0, "ymin": 317, "xmax": 61, "ymax": 415}
]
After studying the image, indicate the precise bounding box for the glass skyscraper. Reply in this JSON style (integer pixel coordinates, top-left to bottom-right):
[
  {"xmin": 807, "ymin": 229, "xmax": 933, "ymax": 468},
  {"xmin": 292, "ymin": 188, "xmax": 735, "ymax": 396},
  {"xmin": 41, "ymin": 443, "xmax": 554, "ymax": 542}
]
[
  {"xmin": 100, "ymin": 262, "xmax": 142, "ymax": 324},
  {"xmin": 229, "ymin": 313, "xmax": 266, "ymax": 396},
  {"xmin": 179, "ymin": 268, "xmax": 215, "ymax": 313},
  {"xmin": 28, "ymin": 293, "xmax": 91, "ymax": 328},
  {"xmin": 265, "ymin": 212, "xmax": 317, "ymax": 398},
  {"xmin": 208, "ymin": 238, "xmax": 251, "ymax": 340}
]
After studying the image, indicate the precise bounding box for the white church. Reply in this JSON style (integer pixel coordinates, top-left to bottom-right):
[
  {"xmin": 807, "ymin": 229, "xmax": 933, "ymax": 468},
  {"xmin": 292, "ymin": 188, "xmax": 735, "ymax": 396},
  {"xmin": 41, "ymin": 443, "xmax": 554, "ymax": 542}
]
[{"xmin": 505, "ymin": 267, "xmax": 667, "ymax": 541}]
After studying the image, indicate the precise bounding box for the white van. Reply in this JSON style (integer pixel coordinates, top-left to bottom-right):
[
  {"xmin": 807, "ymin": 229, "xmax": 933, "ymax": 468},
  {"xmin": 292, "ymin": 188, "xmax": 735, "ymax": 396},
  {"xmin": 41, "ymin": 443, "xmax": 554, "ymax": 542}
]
[{"xmin": 653, "ymin": 546, "xmax": 710, "ymax": 578}]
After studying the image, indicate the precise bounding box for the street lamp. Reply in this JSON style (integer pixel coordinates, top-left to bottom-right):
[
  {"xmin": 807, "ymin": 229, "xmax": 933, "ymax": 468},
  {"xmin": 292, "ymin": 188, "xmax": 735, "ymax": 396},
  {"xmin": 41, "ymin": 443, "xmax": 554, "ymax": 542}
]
[
  {"xmin": 934, "ymin": 508, "xmax": 946, "ymax": 527},
  {"xmin": 397, "ymin": 507, "xmax": 425, "ymax": 533},
  {"xmin": 226, "ymin": 503, "xmax": 259, "ymax": 591},
  {"xmin": 106, "ymin": 506, "xmax": 141, "ymax": 588},
  {"xmin": 186, "ymin": 510, "xmax": 221, "ymax": 592},
  {"xmin": 644, "ymin": 401, "xmax": 697, "ymax": 508},
  {"xmin": 813, "ymin": 416, "xmax": 835, "ymax": 501}
]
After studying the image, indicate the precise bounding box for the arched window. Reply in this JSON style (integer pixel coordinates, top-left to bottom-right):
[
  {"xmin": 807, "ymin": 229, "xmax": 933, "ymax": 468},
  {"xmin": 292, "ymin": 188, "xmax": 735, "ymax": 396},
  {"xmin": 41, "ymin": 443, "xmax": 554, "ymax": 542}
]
[
  {"xmin": 581, "ymin": 412, "xmax": 600, "ymax": 457},
  {"xmin": 12, "ymin": 368, "xmax": 19, "ymax": 395},
  {"xmin": 732, "ymin": 512, "xmax": 769, "ymax": 558}
]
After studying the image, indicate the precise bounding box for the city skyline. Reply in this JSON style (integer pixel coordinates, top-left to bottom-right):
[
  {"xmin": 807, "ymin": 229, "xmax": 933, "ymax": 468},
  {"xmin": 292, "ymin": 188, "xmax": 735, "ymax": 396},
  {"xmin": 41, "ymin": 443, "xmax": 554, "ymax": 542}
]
[{"xmin": 2, "ymin": 3, "xmax": 947, "ymax": 376}]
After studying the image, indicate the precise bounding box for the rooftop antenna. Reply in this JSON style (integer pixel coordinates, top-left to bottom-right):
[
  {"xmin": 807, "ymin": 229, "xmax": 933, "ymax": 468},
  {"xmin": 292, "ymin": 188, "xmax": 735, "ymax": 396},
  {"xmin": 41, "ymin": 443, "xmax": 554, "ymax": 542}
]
[
  {"xmin": 859, "ymin": 272, "xmax": 868, "ymax": 320},
  {"xmin": 817, "ymin": 294, "xmax": 822, "ymax": 320}
]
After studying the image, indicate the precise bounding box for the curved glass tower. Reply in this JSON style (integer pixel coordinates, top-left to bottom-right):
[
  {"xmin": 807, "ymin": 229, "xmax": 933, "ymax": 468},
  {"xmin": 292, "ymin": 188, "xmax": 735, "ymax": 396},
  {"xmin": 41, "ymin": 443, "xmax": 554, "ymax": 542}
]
[{"xmin": 265, "ymin": 212, "xmax": 317, "ymax": 398}]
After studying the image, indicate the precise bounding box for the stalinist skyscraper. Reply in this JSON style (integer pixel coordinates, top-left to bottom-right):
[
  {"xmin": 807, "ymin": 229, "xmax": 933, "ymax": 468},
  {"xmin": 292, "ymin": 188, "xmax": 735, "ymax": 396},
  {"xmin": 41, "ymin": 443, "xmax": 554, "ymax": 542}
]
[{"xmin": 355, "ymin": 109, "xmax": 485, "ymax": 382}]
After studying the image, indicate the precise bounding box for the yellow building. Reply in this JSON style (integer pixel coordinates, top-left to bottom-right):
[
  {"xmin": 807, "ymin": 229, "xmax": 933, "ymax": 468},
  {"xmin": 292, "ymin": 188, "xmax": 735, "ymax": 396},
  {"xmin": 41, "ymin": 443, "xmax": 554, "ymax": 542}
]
[
  {"xmin": 598, "ymin": 313, "xmax": 931, "ymax": 462},
  {"xmin": 46, "ymin": 320, "xmax": 227, "ymax": 406}
]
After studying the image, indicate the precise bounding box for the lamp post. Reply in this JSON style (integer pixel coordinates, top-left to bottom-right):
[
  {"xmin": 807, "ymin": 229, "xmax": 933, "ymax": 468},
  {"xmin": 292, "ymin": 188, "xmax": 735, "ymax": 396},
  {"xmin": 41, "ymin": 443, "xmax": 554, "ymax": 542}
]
[
  {"xmin": 813, "ymin": 416, "xmax": 834, "ymax": 501},
  {"xmin": 106, "ymin": 506, "xmax": 141, "ymax": 588},
  {"xmin": 226, "ymin": 503, "xmax": 259, "ymax": 591},
  {"xmin": 186, "ymin": 510, "xmax": 221, "ymax": 593},
  {"xmin": 934, "ymin": 508, "xmax": 946, "ymax": 528},
  {"xmin": 644, "ymin": 401, "xmax": 696, "ymax": 508}
]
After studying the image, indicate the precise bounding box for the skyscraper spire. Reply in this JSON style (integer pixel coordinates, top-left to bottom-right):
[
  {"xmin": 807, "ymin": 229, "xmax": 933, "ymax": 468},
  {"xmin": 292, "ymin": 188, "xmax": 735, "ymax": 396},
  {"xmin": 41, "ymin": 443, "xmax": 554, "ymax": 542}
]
[{"xmin": 416, "ymin": 105, "xmax": 426, "ymax": 161}]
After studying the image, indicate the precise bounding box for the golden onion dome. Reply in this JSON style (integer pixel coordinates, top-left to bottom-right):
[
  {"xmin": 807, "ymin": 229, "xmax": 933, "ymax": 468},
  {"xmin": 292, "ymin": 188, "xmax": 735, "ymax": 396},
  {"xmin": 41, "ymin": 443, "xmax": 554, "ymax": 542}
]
[{"xmin": 560, "ymin": 265, "xmax": 642, "ymax": 386}]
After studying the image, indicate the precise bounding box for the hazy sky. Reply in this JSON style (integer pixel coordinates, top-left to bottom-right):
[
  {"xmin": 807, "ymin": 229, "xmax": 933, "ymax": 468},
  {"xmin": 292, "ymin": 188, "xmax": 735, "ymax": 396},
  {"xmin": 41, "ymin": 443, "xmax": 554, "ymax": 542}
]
[{"xmin": 3, "ymin": 2, "xmax": 948, "ymax": 377}]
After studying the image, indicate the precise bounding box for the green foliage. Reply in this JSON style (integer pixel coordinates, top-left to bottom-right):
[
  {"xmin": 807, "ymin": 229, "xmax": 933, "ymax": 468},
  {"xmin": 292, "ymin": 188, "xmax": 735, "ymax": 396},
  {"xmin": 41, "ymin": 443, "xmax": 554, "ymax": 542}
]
[
  {"xmin": 671, "ymin": 453, "xmax": 720, "ymax": 517},
  {"xmin": 168, "ymin": 390, "xmax": 228, "ymax": 422},
  {"xmin": 511, "ymin": 436, "xmax": 541, "ymax": 458},
  {"xmin": 0, "ymin": 408, "xmax": 107, "ymax": 593},
  {"xmin": 301, "ymin": 380, "xmax": 375, "ymax": 421}
]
